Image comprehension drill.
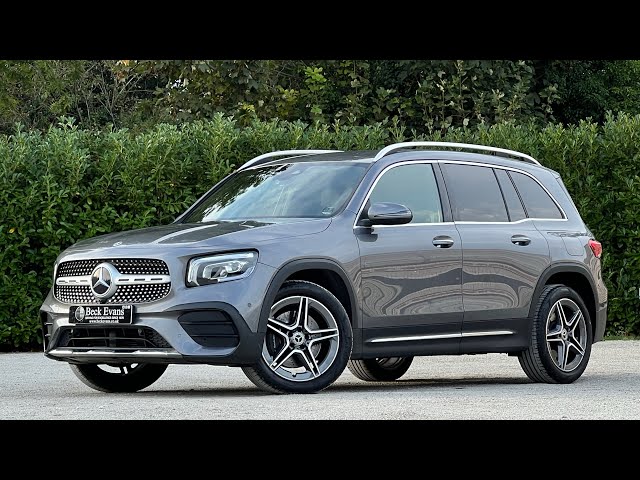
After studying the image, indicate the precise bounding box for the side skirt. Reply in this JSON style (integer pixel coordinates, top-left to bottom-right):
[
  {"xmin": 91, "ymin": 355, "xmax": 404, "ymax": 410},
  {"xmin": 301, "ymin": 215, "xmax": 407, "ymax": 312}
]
[{"xmin": 358, "ymin": 318, "xmax": 530, "ymax": 359}]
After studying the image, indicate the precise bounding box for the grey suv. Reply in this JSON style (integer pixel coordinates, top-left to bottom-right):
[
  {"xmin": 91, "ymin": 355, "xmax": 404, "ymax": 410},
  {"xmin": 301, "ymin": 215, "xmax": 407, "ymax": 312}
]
[{"xmin": 40, "ymin": 142, "xmax": 608, "ymax": 394}]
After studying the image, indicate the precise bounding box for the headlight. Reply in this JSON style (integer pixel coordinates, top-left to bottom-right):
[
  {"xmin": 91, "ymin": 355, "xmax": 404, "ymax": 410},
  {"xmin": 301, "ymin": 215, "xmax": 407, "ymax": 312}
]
[{"xmin": 186, "ymin": 251, "xmax": 258, "ymax": 287}]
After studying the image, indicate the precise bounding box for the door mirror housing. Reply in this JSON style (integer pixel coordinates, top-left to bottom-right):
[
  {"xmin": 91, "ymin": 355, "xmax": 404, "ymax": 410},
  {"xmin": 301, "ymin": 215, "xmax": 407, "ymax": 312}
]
[{"xmin": 366, "ymin": 202, "xmax": 413, "ymax": 226}]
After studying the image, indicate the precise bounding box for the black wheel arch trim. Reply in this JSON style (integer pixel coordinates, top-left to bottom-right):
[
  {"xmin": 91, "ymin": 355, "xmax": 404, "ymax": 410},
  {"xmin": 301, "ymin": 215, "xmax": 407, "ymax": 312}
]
[
  {"xmin": 258, "ymin": 258, "xmax": 360, "ymax": 336},
  {"xmin": 529, "ymin": 262, "xmax": 598, "ymax": 319}
]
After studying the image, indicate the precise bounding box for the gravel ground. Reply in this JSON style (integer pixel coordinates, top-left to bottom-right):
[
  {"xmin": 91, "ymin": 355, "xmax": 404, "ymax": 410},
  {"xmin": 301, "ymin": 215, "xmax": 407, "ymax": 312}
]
[{"xmin": 1, "ymin": 340, "xmax": 638, "ymax": 420}]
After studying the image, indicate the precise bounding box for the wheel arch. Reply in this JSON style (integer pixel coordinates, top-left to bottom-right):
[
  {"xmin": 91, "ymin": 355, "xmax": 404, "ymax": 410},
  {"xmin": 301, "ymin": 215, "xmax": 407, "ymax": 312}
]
[
  {"xmin": 258, "ymin": 258, "xmax": 360, "ymax": 335},
  {"xmin": 530, "ymin": 262, "xmax": 598, "ymax": 341}
]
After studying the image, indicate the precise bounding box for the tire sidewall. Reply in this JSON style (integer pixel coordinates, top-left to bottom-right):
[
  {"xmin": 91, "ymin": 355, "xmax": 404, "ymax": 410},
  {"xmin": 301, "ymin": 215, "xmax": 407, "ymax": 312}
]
[
  {"xmin": 536, "ymin": 286, "xmax": 593, "ymax": 383},
  {"xmin": 71, "ymin": 363, "xmax": 167, "ymax": 393},
  {"xmin": 361, "ymin": 357, "xmax": 413, "ymax": 381},
  {"xmin": 254, "ymin": 281, "xmax": 353, "ymax": 393}
]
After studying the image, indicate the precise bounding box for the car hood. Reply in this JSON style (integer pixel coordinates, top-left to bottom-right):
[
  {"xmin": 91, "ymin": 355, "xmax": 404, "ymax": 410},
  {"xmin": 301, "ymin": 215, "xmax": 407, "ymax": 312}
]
[{"xmin": 65, "ymin": 219, "xmax": 331, "ymax": 255}]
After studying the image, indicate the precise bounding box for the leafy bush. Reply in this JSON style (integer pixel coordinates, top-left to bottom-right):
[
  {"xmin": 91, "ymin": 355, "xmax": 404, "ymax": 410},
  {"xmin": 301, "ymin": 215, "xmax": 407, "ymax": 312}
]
[
  {"xmin": 144, "ymin": 60, "xmax": 559, "ymax": 133},
  {"xmin": 0, "ymin": 60, "xmax": 561, "ymax": 134},
  {"xmin": 1, "ymin": 113, "xmax": 639, "ymax": 350}
]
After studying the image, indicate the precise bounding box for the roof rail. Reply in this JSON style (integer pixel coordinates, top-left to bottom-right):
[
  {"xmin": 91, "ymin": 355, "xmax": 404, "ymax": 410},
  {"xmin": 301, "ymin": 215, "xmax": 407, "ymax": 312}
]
[
  {"xmin": 239, "ymin": 150, "xmax": 343, "ymax": 170},
  {"xmin": 374, "ymin": 141, "xmax": 541, "ymax": 166}
]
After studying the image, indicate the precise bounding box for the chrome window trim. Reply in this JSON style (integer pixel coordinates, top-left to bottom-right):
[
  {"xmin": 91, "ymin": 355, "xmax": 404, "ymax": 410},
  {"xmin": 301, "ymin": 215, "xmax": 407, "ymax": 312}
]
[
  {"xmin": 455, "ymin": 218, "xmax": 568, "ymax": 225},
  {"xmin": 373, "ymin": 222, "xmax": 455, "ymax": 229},
  {"xmin": 353, "ymin": 159, "xmax": 567, "ymax": 229}
]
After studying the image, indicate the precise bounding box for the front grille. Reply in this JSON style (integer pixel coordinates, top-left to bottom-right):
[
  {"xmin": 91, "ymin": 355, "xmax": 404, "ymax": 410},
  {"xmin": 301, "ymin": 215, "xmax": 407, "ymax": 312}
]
[
  {"xmin": 56, "ymin": 326, "xmax": 172, "ymax": 349},
  {"xmin": 55, "ymin": 283, "xmax": 171, "ymax": 304},
  {"xmin": 54, "ymin": 258, "xmax": 171, "ymax": 304},
  {"xmin": 57, "ymin": 258, "xmax": 169, "ymax": 277}
]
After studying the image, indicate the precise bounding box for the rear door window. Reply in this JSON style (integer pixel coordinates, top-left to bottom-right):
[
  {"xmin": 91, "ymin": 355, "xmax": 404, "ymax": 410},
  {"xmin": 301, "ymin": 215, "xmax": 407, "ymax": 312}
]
[{"xmin": 442, "ymin": 164, "xmax": 509, "ymax": 222}]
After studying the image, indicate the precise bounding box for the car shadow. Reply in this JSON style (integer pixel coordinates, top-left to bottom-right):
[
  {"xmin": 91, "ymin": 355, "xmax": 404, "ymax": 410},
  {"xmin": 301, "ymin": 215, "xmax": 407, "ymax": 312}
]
[
  {"xmin": 335, "ymin": 376, "xmax": 533, "ymax": 391},
  {"xmin": 138, "ymin": 376, "xmax": 533, "ymax": 397}
]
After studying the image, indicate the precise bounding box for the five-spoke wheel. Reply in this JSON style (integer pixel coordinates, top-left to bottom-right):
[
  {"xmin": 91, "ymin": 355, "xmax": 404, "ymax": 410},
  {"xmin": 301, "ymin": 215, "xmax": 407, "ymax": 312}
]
[
  {"xmin": 518, "ymin": 284, "xmax": 593, "ymax": 384},
  {"xmin": 243, "ymin": 280, "xmax": 352, "ymax": 393},
  {"xmin": 545, "ymin": 298, "xmax": 588, "ymax": 372},
  {"xmin": 264, "ymin": 295, "xmax": 341, "ymax": 381}
]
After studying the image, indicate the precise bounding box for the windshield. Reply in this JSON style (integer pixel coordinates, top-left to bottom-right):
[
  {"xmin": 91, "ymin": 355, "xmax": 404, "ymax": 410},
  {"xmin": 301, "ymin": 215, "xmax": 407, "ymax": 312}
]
[{"xmin": 182, "ymin": 161, "xmax": 369, "ymax": 223}]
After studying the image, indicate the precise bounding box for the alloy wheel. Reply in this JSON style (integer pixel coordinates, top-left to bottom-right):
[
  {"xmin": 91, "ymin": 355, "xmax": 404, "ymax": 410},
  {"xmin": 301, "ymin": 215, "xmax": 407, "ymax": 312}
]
[
  {"xmin": 545, "ymin": 298, "xmax": 588, "ymax": 372},
  {"xmin": 262, "ymin": 296, "xmax": 340, "ymax": 382}
]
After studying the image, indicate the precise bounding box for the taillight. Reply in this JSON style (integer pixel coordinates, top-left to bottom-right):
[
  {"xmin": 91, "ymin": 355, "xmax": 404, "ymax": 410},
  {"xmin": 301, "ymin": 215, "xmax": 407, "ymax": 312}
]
[{"xmin": 589, "ymin": 239, "xmax": 602, "ymax": 259}]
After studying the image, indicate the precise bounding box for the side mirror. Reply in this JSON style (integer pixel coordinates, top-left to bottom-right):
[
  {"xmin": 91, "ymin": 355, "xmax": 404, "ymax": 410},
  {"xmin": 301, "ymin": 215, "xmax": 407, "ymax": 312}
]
[{"xmin": 366, "ymin": 202, "xmax": 413, "ymax": 226}]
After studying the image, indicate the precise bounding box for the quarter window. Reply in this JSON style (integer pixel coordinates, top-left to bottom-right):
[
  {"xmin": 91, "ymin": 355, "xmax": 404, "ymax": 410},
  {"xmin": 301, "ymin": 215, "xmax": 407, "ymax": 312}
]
[
  {"xmin": 368, "ymin": 164, "xmax": 443, "ymax": 224},
  {"xmin": 442, "ymin": 164, "xmax": 509, "ymax": 222},
  {"xmin": 509, "ymin": 171, "xmax": 563, "ymax": 219}
]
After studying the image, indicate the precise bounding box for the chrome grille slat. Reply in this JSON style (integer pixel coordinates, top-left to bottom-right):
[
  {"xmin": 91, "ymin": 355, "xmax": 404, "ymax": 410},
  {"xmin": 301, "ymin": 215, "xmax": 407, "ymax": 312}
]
[
  {"xmin": 57, "ymin": 258, "xmax": 169, "ymax": 277},
  {"xmin": 54, "ymin": 258, "xmax": 171, "ymax": 304}
]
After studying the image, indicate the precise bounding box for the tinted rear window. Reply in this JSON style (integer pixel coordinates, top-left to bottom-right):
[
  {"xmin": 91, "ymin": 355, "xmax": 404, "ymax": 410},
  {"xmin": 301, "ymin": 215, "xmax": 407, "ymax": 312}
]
[
  {"xmin": 509, "ymin": 171, "xmax": 563, "ymax": 219},
  {"xmin": 442, "ymin": 164, "xmax": 508, "ymax": 222}
]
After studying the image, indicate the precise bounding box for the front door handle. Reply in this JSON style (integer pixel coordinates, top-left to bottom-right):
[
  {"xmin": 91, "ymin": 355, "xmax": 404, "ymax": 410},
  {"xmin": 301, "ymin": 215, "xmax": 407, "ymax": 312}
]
[
  {"xmin": 511, "ymin": 235, "xmax": 531, "ymax": 246},
  {"xmin": 433, "ymin": 236, "xmax": 454, "ymax": 248}
]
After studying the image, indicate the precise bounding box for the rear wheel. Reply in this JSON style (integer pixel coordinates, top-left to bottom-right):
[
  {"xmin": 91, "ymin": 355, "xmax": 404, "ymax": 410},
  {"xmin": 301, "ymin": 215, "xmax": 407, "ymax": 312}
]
[
  {"xmin": 518, "ymin": 285, "xmax": 592, "ymax": 384},
  {"xmin": 242, "ymin": 280, "xmax": 352, "ymax": 394},
  {"xmin": 70, "ymin": 363, "xmax": 168, "ymax": 393},
  {"xmin": 348, "ymin": 357, "xmax": 414, "ymax": 382}
]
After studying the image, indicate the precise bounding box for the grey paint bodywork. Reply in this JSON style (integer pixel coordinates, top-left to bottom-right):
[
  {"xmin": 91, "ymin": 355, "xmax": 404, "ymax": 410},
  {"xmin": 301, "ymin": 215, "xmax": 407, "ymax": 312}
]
[{"xmin": 40, "ymin": 150, "xmax": 608, "ymax": 365}]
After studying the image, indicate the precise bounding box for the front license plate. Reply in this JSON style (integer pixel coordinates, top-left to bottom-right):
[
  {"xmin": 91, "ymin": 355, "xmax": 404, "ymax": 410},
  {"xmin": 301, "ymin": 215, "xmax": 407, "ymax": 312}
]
[{"xmin": 69, "ymin": 305, "xmax": 133, "ymax": 324}]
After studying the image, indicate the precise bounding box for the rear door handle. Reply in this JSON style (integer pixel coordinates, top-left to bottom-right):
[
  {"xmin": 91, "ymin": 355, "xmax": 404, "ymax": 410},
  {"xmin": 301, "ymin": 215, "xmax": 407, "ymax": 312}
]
[
  {"xmin": 433, "ymin": 236, "xmax": 454, "ymax": 248},
  {"xmin": 511, "ymin": 235, "xmax": 531, "ymax": 246}
]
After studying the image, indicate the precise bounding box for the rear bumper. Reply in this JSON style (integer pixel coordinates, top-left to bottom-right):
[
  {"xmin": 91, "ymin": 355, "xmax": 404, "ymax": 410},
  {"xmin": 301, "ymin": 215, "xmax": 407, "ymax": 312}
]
[{"xmin": 593, "ymin": 302, "xmax": 607, "ymax": 343}]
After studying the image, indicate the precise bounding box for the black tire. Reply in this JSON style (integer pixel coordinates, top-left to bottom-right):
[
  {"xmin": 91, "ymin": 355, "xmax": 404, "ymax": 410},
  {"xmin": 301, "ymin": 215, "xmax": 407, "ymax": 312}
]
[
  {"xmin": 242, "ymin": 280, "xmax": 352, "ymax": 394},
  {"xmin": 518, "ymin": 284, "xmax": 593, "ymax": 384},
  {"xmin": 347, "ymin": 357, "xmax": 414, "ymax": 382},
  {"xmin": 70, "ymin": 363, "xmax": 168, "ymax": 393}
]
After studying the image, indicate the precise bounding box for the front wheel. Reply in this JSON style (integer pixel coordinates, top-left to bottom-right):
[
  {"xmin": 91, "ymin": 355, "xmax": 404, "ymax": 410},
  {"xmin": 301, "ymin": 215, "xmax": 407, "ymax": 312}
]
[
  {"xmin": 348, "ymin": 357, "xmax": 414, "ymax": 382},
  {"xmin": 70, "ymin": 363, "xmax": 168, "ymax": 393},
  {"xmin": 242, "ymin": 280, "xmax": 353, "ymax": 394},
  {"xmin": 518, "ymin": 285, "xmax": 593, "ymax": 384}
]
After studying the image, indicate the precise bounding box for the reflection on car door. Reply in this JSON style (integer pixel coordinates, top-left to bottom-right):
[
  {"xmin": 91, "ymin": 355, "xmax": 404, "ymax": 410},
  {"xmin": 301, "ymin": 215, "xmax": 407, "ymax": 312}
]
[
  {"xmin": 441, "ymin": 163, "xmax": 551, "ymax": 352},
  {"xmin": 355, "ymin": 163, "xmax": 463, "ymax": 356}
]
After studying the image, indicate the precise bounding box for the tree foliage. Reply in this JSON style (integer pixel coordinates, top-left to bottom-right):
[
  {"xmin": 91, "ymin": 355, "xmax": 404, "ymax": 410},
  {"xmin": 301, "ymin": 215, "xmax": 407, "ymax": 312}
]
[
  {"xmin": 0, "ymin": 60, "xmax": 158, "ymax": 132},
  {"xmin": 5, "ymin": 59, "xmax": 640, "ymax": 134},
  {"xmin": 132, "ymin": 60, "xmax": 561, "ymax": 132},
  {"xmin": 2, "ymin": 114, "xmax": 640, "ymax": 349},
  {"xmin": 541, "ymin": 60, "xmax": 640, "ymax": 124}
]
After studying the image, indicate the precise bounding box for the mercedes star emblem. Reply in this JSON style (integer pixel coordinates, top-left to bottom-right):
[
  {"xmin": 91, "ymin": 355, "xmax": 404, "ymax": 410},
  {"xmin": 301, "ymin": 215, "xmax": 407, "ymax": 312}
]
[{"xmin": 90, "ymin": 262, "xmax": 118, "ymax": 299}]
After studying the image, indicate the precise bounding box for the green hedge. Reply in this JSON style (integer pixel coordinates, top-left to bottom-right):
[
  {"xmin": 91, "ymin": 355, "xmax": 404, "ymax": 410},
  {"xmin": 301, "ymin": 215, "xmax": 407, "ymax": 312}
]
[{"xmin": 1, "ymin": 113, "xmax": 639, "ymax": 350}]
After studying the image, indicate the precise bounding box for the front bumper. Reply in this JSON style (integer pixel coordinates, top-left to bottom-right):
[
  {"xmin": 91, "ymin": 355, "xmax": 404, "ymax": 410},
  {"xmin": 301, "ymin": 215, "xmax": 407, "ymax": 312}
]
[
  {"xmin": 40, "ymin": 261, "xmax": 276, "ymax": 365},
  {"xmin": 42, "ymin": 301, "xmax": 263, "ymax": 365}
]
